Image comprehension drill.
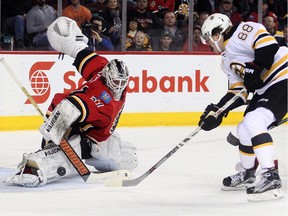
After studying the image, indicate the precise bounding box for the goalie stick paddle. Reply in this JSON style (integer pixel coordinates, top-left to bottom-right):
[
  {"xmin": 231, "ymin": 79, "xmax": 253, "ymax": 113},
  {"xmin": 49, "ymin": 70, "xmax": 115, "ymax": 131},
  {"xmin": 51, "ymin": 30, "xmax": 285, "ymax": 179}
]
[
  {"xmin": 227, "ymin": 117, "xmax": 288, "ymax": 146},
  {"xmin": 105, "ymin": 88, "xmax": 247, "ymax": 187},
  {"xmin": 0, "ymin": 57, "xmax": 129, "ymax": 183}
]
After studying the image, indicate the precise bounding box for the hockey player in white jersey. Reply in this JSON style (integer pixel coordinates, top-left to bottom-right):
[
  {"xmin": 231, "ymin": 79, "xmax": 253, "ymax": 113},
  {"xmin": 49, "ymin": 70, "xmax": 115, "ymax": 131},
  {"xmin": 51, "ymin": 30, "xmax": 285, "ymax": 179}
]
[{"xmin": 198, "ymin": 13, "xmax": 287, "ymax": 201}]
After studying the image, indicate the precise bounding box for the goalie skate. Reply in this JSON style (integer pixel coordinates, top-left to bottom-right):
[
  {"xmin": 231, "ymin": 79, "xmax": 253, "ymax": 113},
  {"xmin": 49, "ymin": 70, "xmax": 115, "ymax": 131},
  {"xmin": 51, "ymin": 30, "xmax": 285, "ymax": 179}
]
[
  {"xmin": 222, "ymin": 168, "xmax": 256, "ymax": 191},
  {"xmin": 3, "ymin": 153, "xmax": 44, "ymax": 187},
  {"xmin": 247, "ymin": 169, "xmax": 283, "ymax": 201}
]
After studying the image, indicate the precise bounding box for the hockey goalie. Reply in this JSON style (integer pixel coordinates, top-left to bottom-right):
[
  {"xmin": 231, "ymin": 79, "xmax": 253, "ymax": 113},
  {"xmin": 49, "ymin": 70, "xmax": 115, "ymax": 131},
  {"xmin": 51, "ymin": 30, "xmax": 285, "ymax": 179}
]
[{"xmin": 4, "ymin": 17, "xmax": 138, "ymax": 187}]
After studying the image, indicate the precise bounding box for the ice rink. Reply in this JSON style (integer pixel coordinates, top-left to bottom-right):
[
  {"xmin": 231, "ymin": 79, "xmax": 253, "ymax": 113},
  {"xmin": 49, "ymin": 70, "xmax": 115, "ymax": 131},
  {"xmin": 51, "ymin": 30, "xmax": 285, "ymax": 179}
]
[{"xmin": 0, "ymin": 125, "xmax": 287, "ymax": 216}]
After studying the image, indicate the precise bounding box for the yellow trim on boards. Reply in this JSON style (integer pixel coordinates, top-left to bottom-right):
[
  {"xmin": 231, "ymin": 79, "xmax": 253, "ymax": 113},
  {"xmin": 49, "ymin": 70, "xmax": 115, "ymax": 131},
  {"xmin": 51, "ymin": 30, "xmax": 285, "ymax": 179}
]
[{"xmin": 0, "ymin": 112, "xmax": 247, "ymax": 131}]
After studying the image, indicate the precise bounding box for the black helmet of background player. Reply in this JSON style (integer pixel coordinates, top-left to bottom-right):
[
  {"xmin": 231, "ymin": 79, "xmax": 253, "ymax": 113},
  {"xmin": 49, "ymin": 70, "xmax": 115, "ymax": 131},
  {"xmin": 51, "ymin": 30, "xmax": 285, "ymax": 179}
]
[{"xmin": 101, "ymin": 59, "xmax": 129, "ymax": 101}]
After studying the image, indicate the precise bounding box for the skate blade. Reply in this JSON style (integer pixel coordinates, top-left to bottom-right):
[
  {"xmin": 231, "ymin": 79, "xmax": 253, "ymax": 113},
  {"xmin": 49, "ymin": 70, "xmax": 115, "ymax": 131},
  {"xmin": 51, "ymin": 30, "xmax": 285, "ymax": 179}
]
[
  {"xmin": 247, "ymin": 188, "xmax": 284, "ymax": 202},
  {"xmin": 222, "ymin": 186, "xmax": 246, "ymax": 191},
  {"xmin": 221, "ymin": 183, "xmax": 252, "ymax": 191}
]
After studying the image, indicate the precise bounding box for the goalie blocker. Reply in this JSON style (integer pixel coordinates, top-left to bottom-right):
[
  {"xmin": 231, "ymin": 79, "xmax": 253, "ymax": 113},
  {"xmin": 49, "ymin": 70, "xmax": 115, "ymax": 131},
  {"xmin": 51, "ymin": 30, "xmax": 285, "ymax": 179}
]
[{"xmin": 5, "ymin": 133, "xmax": 138, "ymax": 187}]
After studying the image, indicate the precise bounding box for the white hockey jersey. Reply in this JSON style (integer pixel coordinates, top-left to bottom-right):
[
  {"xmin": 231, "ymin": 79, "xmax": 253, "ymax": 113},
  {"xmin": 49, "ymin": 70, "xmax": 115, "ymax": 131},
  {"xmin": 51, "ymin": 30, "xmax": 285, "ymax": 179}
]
[{"xmin": 221, "ymin": 21, "xmax": 288, "ymax": 95}]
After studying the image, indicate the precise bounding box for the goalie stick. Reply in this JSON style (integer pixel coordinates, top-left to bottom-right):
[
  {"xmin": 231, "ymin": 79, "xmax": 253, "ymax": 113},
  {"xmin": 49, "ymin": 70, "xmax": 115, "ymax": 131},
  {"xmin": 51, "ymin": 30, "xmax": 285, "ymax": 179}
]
[
  {"xmin": 105, "ymin": 88, "xmax": 247, "ymax": 187},
  {"xmin": 0, "ymin": 57, "xmax": 129, "ymax": 184},
  {"xmin": 227, "ymin": 117, "xmax": 288, "ymax": 146}
]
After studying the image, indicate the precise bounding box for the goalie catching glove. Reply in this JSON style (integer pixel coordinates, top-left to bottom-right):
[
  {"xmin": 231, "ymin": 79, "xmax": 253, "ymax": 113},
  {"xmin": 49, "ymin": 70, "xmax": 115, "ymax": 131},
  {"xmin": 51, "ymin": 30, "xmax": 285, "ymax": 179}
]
[{"xmin": 47, "ymin": 16, "xmax": 89, "ymax": 58}]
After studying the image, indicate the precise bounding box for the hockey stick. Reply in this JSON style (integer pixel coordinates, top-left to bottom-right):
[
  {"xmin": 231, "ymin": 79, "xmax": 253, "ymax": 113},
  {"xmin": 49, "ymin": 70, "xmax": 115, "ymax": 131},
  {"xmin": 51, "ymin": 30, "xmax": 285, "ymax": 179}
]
[
  {"xmin": 0, "ymin": 57, "xmax": 129, "ymax": 183},
  {"xmin": 105, "ymin": 88, "xmax": 247, "ymax": 187},
  {"xmin": 227, "ymin": 117, "xmax": 288, "ymax": 146}
]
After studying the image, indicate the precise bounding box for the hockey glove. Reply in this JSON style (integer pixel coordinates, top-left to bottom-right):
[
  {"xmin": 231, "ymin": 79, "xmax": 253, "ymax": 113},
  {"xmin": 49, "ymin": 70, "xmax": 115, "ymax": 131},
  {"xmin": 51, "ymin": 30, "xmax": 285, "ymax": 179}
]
[
  {"xmin": 243, "ymin": 62, "xmax": 264, "ymax": 92},
  {"xmin": 47, "ymin": 17, "xmax": 88, "ymax": 59},
  {"xmin": 198, "ymin": 103, "xmax": 224, "ymax": 131}
]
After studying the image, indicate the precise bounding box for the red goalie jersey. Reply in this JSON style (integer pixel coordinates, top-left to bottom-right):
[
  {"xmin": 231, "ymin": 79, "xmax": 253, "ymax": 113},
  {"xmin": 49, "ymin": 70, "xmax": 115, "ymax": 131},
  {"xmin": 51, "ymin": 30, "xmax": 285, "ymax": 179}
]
[{"xmin": 46, "ymin": 50, "xmax": 127, "ymax": 143}]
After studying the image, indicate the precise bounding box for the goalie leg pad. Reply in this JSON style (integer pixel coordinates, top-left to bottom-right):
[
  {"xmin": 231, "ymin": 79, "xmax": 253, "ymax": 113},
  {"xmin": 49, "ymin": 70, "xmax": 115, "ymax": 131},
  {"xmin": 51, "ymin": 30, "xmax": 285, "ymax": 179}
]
[
  {"xmin": 5, "ymin": 135, "xmax": 82, "ymax": 187},
  {"xmin": 40, "ymin": 99, "xmax": 81, "ymax": 144},
  {"xmin": 89, "ymin": 132, "xmax": 138, "ymax": 171},
  {"xmin": 119, "ymin": 141, "xmax": 138, "ymax": 170},
  {"xmin": 85, "ymin": 156, "xmax": 119, "ymax": 172}
]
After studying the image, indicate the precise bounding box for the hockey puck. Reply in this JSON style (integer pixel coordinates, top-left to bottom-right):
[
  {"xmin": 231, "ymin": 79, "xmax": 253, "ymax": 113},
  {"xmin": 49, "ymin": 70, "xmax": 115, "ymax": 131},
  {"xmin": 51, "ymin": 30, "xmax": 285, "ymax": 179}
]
[{"xmin": 57, "ymin": 167, "xmax": 66, "ymax": 176}]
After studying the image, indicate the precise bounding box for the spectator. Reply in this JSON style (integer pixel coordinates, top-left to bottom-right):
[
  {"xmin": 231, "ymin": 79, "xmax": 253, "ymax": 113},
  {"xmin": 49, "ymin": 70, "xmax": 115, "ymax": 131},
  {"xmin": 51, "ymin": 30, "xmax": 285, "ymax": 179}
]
[
  {"xmin": 276, "ymin": 24, "xmax": 288, "ymax": 47},
  {"xmin": 2, "ymin": 0, "xmax": 33, "ymax": 48},
  {"xmin": 125, "ymin": 17, "xmax": 152, "ymax": 49},
  {"xmin": 127, "ymin": 0, "xmax": 162, "ymax": 49},
  {"xmin": 247, "ymin": 0, "xmax": 257, "ymax": 13},
  {"xmin": 265, "ymin": 0, "xmax": 287, "ymax": 20},
  {"xmin": 195, "ymin": 11, "xmax": 210, "ymax": 27},
  {"xmin": 82, "ymin": 0, "xmax": 106, "ymax": 15},
  {"xmin": 99, "ymin": 0, "xmax": 122, "ymax": 50},
  {"xmin": 263, "ymin": 15, "xmax": 283, "ymax": 39},
  {"xmin": 45, "ymin": 0, "xmax": 68, "ymax": 10},
  {"xmin": 158, "ymin": 31, "xmax": 174, "ymax": 51},
  {"xmin": 157, "ymin": 10, "xmax": 185, "ymax": 51},
  {"xmin": 26, "ymin": 0, "xmax": 57, "ymax": 49},
  {"xmin": 233, "ymin": 0, "xmax": 251, "ymax": 21},
  {"xmin": 246, "ymin": 0, "xmax": 277, "ymax": 25},
  {"xmin": 279, "ymin": 14, "xmax": 288, "ymax": 31},
  {"xmin": 147, "ymin": 0, "xmax": 175, "ymax": 13},
  {"xmin": 126, "ymin": 31, "xmax": 152, "ymax": 51},
  {"xmin": 194, "ymin": 0, "xmax": 214, "ymax": 14},
  {"xmin": 199, "ymin": 0, "xmax": 220, "ymax": 14},
  {"xmin": 62, "ymin": 0, "xmax": 92, "ymax": 27},
  {"xmin": 214, "ymin": 0, "xmax": 242, "ymax": 25},
  {"xmin": 126, "ymin": 18, "xmax": 139, "ymax": 48},
  {"xmin": 182, "ymin": 25, "xmax": 211, "ymax": 52},
  {"xmin": 174, "ymin": 0, "xmax": 189, "ymax": 23},
  {"xmin": 82, "ymin": 15, "xmax": 114, "ymax": 51}
]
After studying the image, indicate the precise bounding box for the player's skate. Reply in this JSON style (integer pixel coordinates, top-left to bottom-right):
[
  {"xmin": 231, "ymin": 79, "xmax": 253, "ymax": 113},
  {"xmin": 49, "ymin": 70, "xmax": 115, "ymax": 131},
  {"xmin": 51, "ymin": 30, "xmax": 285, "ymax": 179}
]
[
  {"xmin": 222, "ymin": 167, "xmax": 256, "ymax": 191},
  {"xmin": 247, "ymin": 168, "xmax": 283, "ymax": 201}
]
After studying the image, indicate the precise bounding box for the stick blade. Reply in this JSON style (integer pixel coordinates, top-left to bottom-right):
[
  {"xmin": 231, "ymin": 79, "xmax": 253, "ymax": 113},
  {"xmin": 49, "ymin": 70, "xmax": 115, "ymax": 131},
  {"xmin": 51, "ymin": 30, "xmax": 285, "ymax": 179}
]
[
  {"xmin": 104, "ymin": 178, "xmax": 124, "ymax": 187},
  {"xmin": 86, "ymin": 170, "xmax": 130, "ymax": 184}
]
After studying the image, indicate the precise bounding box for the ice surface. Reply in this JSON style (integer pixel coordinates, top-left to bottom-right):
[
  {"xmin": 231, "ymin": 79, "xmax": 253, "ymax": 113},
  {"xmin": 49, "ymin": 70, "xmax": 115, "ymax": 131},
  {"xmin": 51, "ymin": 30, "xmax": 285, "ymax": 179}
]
[{"xmin": 0, "ymin": 126, "xmax": 287, "ymax": 216}]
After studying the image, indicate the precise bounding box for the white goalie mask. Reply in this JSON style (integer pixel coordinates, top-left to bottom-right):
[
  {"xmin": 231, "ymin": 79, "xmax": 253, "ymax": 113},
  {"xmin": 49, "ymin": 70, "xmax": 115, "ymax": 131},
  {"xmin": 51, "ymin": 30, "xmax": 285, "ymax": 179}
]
[
  {"xmin": 102, "ymin": 59, "xmax": 129, "ymax": 101},
  {"xmin": 201, "ymin": 13, "xmax": 232, "ymax": 51}
]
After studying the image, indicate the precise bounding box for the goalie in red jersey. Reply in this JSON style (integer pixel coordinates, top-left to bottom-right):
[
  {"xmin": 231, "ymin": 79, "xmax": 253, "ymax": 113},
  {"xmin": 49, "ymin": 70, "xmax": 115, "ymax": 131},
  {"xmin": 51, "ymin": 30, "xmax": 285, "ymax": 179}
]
[{"xmin": 5, "ymin": 17, "xmax": 137, "ymax": 187}]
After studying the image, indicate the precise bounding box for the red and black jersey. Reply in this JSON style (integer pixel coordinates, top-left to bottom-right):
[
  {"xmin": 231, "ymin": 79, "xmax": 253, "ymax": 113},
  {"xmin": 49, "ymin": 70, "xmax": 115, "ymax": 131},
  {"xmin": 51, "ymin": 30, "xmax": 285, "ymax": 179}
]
[{"xmin": 47, "ymin": 50, "xmax": 126, "ymax": 143}]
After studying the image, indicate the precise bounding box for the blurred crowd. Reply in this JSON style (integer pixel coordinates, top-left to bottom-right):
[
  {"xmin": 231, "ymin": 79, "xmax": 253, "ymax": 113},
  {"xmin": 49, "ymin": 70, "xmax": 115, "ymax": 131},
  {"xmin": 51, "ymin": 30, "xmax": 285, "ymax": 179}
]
[{"xmin": 0, "ymin": 0, "xmax": 287, "ymax": 51}]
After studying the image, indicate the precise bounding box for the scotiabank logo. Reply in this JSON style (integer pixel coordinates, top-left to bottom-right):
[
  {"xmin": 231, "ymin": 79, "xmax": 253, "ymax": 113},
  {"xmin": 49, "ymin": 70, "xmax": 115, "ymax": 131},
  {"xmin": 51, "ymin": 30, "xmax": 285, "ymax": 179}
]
[
  {"xmin": 26, "ymin": 61, "xmax": 86, "ymax": 104},
  {"xmin": 26, "ymin": 62, "xmax": 209, "ymax": 104},
  {"xmin": 128, "ymin": 70, "xmax": 209, "ymax": 93},
  {"xmin": 25, "ymin": 61, "xmax": 55, "ymax": 104}
]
